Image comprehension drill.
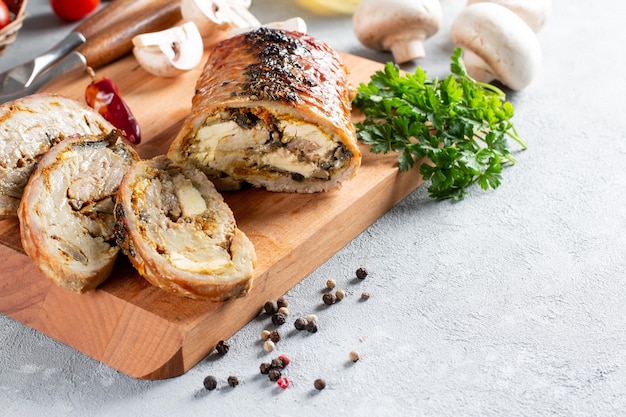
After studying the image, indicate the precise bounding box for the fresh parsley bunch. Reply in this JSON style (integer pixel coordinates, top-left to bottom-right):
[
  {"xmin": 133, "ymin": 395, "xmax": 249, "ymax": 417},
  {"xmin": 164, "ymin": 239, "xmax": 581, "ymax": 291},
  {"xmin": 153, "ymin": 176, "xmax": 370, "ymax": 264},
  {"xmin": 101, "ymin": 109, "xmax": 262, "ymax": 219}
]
[{"xmin": 353, "ymin": 48, "xmax": 527, "ymax": 201}]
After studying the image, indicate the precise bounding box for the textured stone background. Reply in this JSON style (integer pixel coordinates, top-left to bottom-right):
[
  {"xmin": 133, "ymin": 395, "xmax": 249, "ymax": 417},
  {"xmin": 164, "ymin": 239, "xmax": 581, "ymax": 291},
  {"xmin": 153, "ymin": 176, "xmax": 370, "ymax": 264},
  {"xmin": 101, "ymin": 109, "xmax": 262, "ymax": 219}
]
[{"xmin": 2, "ymin": 0, "xmax": 625, "ymax": 416}]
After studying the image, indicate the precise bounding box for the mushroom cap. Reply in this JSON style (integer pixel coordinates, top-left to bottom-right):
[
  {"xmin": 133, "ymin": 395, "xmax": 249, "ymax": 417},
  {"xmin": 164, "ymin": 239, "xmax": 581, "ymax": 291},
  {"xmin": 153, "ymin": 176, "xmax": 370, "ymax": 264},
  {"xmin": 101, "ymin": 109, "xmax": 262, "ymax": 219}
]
[
  {"xmin": 450, "ymin": 2, "xmax": 542, "ymax": 90},
  {"xmin": 466, "ymin": 0, "xmax": 552, "ymax": 32},
  {"xmin": 353, "ymin": 0, "xmax": 442, "ymax": 62}
]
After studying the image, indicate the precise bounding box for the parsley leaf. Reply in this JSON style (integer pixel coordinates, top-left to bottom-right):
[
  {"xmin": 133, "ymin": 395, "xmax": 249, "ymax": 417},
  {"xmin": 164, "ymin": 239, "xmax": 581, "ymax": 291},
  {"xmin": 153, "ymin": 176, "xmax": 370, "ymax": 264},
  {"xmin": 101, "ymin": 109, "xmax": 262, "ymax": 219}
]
[{"xmin": 353, "ymin": 47, "xmax": 527, "ymax": 201}]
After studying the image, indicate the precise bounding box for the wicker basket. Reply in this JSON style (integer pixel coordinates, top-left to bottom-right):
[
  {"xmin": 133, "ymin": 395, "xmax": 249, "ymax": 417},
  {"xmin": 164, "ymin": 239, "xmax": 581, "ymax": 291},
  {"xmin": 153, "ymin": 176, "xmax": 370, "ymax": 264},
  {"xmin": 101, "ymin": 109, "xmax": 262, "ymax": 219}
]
[{"xmin": 0, "ymin": 0, "xmax": 28, "ymax": 56}]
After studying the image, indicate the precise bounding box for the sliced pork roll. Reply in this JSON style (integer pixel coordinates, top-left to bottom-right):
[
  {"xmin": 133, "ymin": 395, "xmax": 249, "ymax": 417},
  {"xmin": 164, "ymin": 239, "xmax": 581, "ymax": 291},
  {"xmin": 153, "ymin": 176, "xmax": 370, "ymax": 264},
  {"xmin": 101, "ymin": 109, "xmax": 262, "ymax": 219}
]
[
  {"xmin": 167, "ymin": 27, "xmax": 361, "ymax": 193},
  {"xmin": 18, "ymin": 130, "xmax": 140, "ymax": 293},
  {"xmin": 114, "ymin": 156, "xmax": 256, "ymax": 301},
  {"xmin": 0, "ymin": 93, "xmax": 115, "ymax": 219}
]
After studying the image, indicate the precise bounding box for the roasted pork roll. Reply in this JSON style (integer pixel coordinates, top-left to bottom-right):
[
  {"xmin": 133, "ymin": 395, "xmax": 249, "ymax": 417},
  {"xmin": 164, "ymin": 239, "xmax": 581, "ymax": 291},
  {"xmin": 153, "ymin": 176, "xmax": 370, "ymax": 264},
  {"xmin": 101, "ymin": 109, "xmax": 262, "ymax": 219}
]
[
  {"xmin": 114, "ymin": 156, "xmax": 256, "ymax": 301},
  {"xmin": 167, "ymin": 27, "xmax": 360, "ymax": 193},
  {"xmin": 18, "ymin": 130, "xmax": 140, "ymax": 293},
  {"xmin": 0, "ymin": 93, "xmax": 115, "ymax": 219}
]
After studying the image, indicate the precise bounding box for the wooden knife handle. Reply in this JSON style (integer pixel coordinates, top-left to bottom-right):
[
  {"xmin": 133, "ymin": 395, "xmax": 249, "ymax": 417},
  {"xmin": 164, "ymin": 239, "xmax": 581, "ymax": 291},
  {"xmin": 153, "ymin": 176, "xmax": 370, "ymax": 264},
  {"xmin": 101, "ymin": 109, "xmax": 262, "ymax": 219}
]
[
  {"xmin": 76, "ymin": 0, "xmax": 182, "ymax": 69},
  {"xmin": 75, "ymin": 0, "xmax": 179, "ymax": 39}
]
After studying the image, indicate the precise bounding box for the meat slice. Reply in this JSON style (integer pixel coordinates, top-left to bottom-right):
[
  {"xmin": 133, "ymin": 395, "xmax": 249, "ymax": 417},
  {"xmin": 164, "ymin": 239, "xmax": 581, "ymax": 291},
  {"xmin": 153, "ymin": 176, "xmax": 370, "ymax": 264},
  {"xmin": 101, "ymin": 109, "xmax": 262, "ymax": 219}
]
[
  {"xmin": 0, "ymin": 93, "xmax": 115, "ymax": 219},
  {"xmin": 167, "ymin": 27, "xmax": 361, "ymax": 193},
  {"xmin": 114, "ymin": 156, "xmax": 256, "ymax": 301},
  {"xmin": 18, "ymin": 130, "xmax": 140, "ymax": 293}
]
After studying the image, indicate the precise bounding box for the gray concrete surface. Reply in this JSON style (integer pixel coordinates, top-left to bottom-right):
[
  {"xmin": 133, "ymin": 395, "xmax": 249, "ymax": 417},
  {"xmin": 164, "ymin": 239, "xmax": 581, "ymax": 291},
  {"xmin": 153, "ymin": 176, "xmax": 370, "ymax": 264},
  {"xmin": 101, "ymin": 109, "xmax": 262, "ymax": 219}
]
[{"xmin": 1, "ymin": 0, "xmax": 625, "ymax": 416}]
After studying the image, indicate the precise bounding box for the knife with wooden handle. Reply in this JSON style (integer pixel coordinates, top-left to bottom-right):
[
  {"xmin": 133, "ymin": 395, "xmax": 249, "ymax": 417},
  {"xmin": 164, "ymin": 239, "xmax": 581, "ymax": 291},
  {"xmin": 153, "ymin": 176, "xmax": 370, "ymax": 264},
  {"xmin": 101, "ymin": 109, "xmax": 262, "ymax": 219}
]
[
  {"xmin": 76, "ymin": 0, "xmax": 183, "ymax": 69},
  {"xmin": 0, "ymin": 0, "xmax": 182, "ymax": 103}
]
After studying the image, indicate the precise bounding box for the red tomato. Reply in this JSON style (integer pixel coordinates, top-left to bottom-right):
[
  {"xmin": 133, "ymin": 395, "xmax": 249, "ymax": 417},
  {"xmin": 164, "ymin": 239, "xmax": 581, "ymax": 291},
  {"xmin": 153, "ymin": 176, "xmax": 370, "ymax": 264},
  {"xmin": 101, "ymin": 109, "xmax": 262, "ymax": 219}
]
[
  {"xmin": 50, "ymin": 0, "xmax": 100, "ymax": 22},
  {"xmin": 0, "ymin": 1, "xmax": 10, "ymax": 30}
]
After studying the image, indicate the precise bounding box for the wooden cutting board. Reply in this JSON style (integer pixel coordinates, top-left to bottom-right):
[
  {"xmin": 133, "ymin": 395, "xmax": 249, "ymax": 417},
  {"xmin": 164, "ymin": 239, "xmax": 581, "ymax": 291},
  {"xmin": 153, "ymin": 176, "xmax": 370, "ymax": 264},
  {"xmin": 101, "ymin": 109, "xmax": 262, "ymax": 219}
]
[{"xmin": 0, "ymin": 51, "xmax": 424, "ymax": 379}]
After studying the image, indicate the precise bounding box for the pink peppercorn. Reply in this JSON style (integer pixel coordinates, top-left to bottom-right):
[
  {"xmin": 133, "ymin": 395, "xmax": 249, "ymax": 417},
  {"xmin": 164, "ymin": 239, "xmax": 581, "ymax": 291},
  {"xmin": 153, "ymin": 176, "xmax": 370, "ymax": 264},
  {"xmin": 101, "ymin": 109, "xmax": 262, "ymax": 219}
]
[
  {"xmin": 278, "ymin": 354, "xmax": 290, "ymax": 367},
  {"xmin": 277, "ymin": 377, "xmax": 290, "ymax": 389}
]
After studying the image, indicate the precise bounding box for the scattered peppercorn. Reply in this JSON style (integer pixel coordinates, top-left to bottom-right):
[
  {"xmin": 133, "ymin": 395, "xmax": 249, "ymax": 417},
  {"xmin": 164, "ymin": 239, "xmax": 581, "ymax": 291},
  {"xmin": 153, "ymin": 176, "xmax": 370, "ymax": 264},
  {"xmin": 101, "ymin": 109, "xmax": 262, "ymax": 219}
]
[
  {"xmin": 268, "ymin": 368, "xmax": 282, "ymax": 382},
  {"xmin": 277, "ymin": 297, "xmax": 288, "ymax": 308},
  {"xmin": 349, "ymin": 350, "xmax": 360, "ymax": 362},
  {"xmin": 277, "ymin": 306, "xmax": 290, "ymax": 317},
  {"xmin": 356, "ymin": 267, "xmax": 368, "ymax": 279},
  {"xmin": 305, "ymin": 320, "xmax": 318, "ymax": 333},
  {"xmin": 269, "ymin": 329, "xmax": 281, "ymax": 343},
  {"xmin": 260, "ymin": 362, "xmax": 271, "ymax": 374},
  {"xmin": 277, "ymin": 377, "xmax": 290, "ymax": 389},
  {"xmin": 271, "ymin": 358, "xmax": 284, "ymax": 370},
  {"xmin": 215, "ymin": 340, "xmax": 230, "ymax": 355},
  {"xmin": 314, "ymin": 378, "xmax": 326, "ymax": 391},
  {"xmin": 203, "ymin": 375, "xmax": 218, "ymax": 391},
  {"xmin": 278, "ymin": 354, "xmax": 290, "ymax": 367},
  {"xmin": 227, "ymin": 375, "xmax": 239, "ymax": 387},
  {"xmin": 260, "ymin": 329, "xmax": 271, "ymax": 340},
  {"xmin": 322, "ymin": 292, "xmax": 336, "ymax": 305},
  {"xmin": 306, "ymin": 314, "xmax": 318, "ymax": 323},
  {"xmin": 361, "ymin": 292, "xmax": 370, "ymax": 300},
  {"xmin": 263, "ymin": 340, "xmax": 275, "ymax": 352},
  {"xmin": 272, "ymin": 312, "xmax": 287, "ymax": 326},
  {"xmin": 335, "ymin": 289, "xmax": 345, "ymax": 300},
  {"xmin": 326, "ymin": 278, "xmax": 336, "ymax": 289},
  {"xmin": 264, "ymin": 300, "xmax": 278, "ymax": 315},
  {"xmin": 294, "ymin": 317, "xmax": 307, "ymax": 330}
]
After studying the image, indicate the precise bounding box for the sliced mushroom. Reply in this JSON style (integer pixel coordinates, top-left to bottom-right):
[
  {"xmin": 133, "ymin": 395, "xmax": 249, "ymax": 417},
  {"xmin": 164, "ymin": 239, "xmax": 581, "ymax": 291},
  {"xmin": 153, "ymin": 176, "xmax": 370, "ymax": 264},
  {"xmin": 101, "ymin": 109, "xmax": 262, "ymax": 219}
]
[
  {"xmin": 180, "ymin": 0, "xmax": 260, "ymax": 45},
  {"xmin": 132, "ymin": 21, "xmax": 204, "ymax": 78},
  {"xmin": 450, "ymin": 2, "xmax": 542, "ymax": 90},
  {"xmin": 353, "ymin": 0, "xmax": 442, "ymax": 63},
  {"xmin": 466, "ymin": 0, "xmax": 552, "ymax": 32}
]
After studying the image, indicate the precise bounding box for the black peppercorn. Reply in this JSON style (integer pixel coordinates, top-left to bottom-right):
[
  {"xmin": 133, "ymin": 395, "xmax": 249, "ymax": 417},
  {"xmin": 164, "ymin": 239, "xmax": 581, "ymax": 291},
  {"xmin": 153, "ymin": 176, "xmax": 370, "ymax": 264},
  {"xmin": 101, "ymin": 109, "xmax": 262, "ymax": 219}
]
[
  {"xmin": 269, "ymin": 329, "xmax": 281, "ymax": 343},
  {"xmin": 322, "ymin": 292, "xmax": 336, "ymax": 305},
  {"xmin": 271, "ymin": 358, "xmax": 284, "ymax": 370},
  {"xmin": 203, "ymin": 375, "xmax": 218, "ymax": 391},
  {"xmin": 314, "ymin": 378, "xmax": 326, "ymax": 390},
  {"xmin": 294, "ymin": 317, "xmax": 307, "ymax": 330},
  {"xmin": 227, "ymin": 375, "xmax": 239, "ymax": 387},
  {"xmin": 356, "ymin": 267, "xmax": 368, "ymax": 279},
  {"xmin": 215, "ymin": 340, "xmax": 230, "ymax": 355},
  {"xmin": 277, "ymin": 297, "xmax": 288, "ymax": 308},
  {"xmin": 260, "ymin": 362, "xmax": 271, "ymax": 374},
  {"xmin": 305, "ymin": 320, "xmax": 318, "ymax": 333},
  {"xmin": 271, "ymin": 312, "xmax": 286, "ymax": 326},
  {"xmin": 268, "ymin": 368, "xmax": 282, "ymax": 382},
  {"xmin": 264, "ymin": 300, "xmax": 278, "ymax": 315}
]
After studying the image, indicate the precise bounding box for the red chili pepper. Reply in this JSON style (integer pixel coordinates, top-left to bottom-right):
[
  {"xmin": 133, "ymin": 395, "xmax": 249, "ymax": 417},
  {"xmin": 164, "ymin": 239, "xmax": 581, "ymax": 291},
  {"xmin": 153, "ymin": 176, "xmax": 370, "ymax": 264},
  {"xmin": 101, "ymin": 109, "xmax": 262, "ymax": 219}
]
[{"xmin": 85, "ymin": 68, "xmax": 141, "ymax": 144}]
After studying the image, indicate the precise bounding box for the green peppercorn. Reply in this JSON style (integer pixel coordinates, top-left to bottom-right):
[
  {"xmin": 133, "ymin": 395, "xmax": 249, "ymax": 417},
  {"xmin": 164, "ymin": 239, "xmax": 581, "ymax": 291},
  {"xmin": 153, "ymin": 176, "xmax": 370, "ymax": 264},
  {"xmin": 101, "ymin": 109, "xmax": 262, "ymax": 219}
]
[
  {"xmin": 322, "ymin": 292, "xmax": 336, "ymax": 305},
  {"xmin": 264, "ymin": 300, "xmax": 278, "ymax": 315},
  {"xmin": 263, "ymin": 340, "xmax": 275, "ymax": 352},
  {"xmin": 260, "ymin": 329, "xmax": 271, "ymax": 340},
  {"xmin": 335, "ymin": 289, "xmax": 345, "ymax": 300},
  {"xmin": 203, "ymin": 375, "xmax": 217, "ymax": 391},
  {"xmin": 326, "ymin": 278, "xmax": 336, "ymax": 289},
  {"xmin": 314, "ymin": 378, "xmax": 326, "ymax": 390},
  {"xmin": 356, "ymin": 267, "xmax": 368, "ymax": 279},
  {"xmin": 349, "ymin": 350, "xmax": 360, "ymax": 362},
  {"xmin": 215, "ymin": 340, "xmax": 230, "ymax": 355},
  {"xmin": 278, "ymin": 306, "xmax": 289, "ymax": 317},
  {"xmin": 272, "ymin": 312, "xmax": 286, "ymax": 326},
  {"xmin": 227, "ymin": 375, "xmax": 239, "ymax": 387},
  {"xmin": 294, "ymin": 317, "xmax": 307, "ymax": 330},
  {"xmin": 269, "ymin": 329, "xmax": 281, "ymax": 343}
]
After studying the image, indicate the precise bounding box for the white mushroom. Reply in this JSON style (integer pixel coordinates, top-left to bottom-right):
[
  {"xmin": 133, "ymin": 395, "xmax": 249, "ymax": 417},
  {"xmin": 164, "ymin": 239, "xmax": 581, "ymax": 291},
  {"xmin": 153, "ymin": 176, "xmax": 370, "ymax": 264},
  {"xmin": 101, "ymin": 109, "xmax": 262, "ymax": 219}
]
[
  {"xmin": 352, "ymin": 0, "xmax": 442, "ymax": 63},
  {"xmin": 466, "ymin": 0, "xmax": 552, "ymax": 32},
  {"xmin": 228, "ymin": 17, "xmax": 308, "ymax": 38},
  {"xmin": 181, "ymin": 0, "xmax": 260, "ymax": 45},
  {"xmin": 132, "ymin": 21, "xmax": 204, "ymax": 78},
  {"xmin": 450, "ymin": 2, "xmax": 542, "ymax": 90}
]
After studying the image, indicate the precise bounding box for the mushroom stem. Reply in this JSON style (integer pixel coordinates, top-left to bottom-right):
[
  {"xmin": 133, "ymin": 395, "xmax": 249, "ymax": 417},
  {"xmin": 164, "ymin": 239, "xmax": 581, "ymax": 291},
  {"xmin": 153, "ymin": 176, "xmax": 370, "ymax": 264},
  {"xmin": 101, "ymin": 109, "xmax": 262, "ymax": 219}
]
[
  {"xmin": 462, "ymin": 49, "xmax": 497, "ymax": 84},
  {"xmin": 385, "ymin": 33, "xmax": 427, "ymax": 63}
]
